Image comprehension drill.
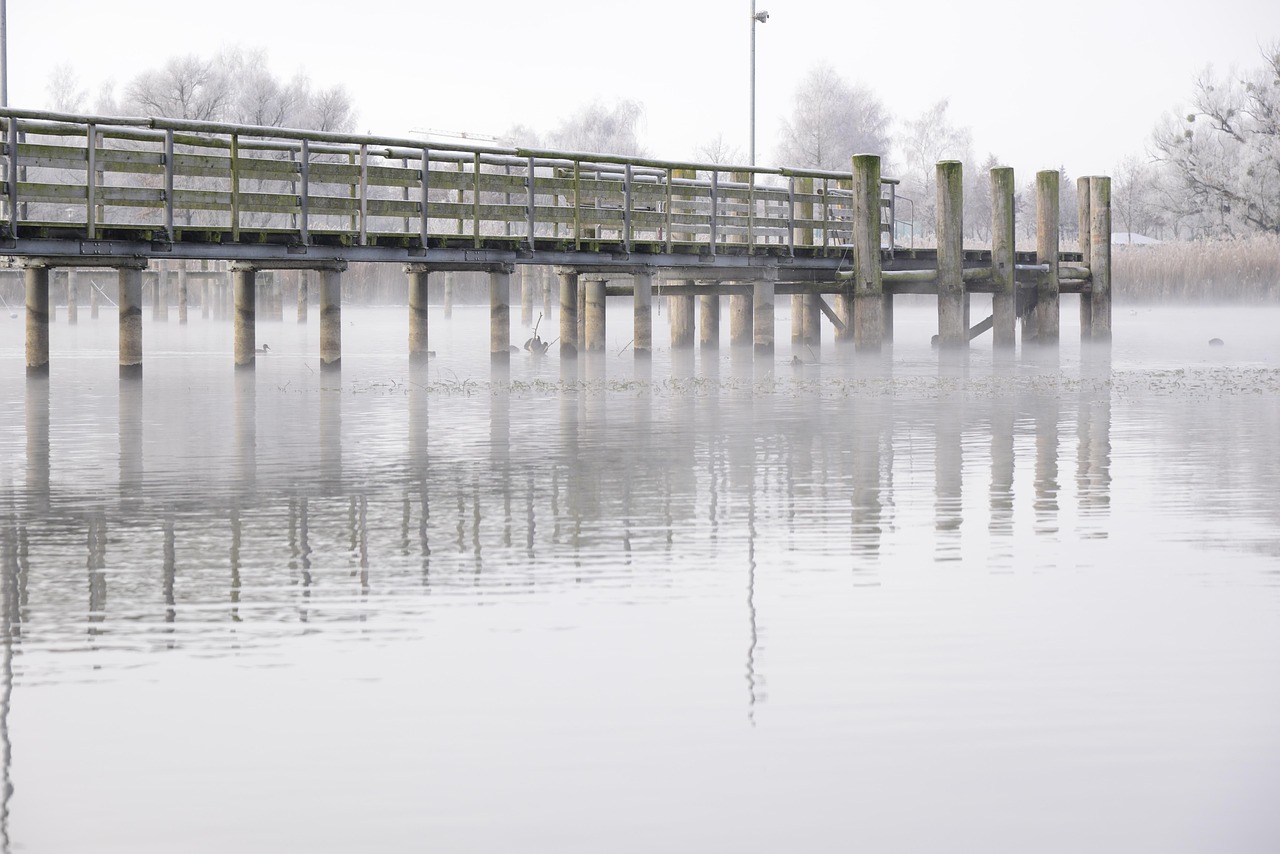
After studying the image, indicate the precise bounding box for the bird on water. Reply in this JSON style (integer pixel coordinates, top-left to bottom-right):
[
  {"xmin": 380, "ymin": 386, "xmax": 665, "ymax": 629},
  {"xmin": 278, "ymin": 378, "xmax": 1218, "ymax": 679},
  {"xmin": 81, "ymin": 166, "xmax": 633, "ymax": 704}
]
[{"xmin": 256, "ymin": 344, "xmax": 271, "ymax": 353}]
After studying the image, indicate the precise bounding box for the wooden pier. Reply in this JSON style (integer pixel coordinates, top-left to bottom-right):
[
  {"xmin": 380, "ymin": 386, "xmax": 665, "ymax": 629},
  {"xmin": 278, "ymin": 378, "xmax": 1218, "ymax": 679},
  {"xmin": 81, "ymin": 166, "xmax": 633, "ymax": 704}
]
[{"xmin": 0, "ymin": 108, "xmax": 1111, "ymax": 376}]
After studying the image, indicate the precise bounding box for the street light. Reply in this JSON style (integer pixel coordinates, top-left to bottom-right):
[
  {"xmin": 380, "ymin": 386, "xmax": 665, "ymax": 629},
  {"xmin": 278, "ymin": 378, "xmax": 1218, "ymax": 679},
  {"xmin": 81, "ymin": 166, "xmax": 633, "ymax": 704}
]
[{"xmin": 750, "ymin": 2, "xmax": 768, "ymax": 166}]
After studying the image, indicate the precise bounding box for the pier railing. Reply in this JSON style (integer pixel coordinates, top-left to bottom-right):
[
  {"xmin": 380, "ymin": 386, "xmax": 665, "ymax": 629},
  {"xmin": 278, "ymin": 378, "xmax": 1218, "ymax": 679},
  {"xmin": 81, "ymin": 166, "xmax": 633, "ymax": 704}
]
[{"xmin": 1, "ymin": 109, "xmax": 896, "ymax": 258}]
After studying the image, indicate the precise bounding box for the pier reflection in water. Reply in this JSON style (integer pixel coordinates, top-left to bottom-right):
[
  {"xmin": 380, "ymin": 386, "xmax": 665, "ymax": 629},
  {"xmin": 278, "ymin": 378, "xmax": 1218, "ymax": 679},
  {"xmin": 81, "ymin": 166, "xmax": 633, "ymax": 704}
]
[{"xmin": 0, "ymin": 303, "xmax": 1279, "ymax": 852}]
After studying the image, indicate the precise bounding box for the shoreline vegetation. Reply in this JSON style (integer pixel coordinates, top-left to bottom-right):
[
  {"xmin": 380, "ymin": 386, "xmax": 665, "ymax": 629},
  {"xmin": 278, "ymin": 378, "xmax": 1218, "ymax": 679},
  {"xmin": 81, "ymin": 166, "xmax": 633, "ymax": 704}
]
[{"xmin": 1115, "ymin": 235, "xmax": 1280, "ymax": 302}]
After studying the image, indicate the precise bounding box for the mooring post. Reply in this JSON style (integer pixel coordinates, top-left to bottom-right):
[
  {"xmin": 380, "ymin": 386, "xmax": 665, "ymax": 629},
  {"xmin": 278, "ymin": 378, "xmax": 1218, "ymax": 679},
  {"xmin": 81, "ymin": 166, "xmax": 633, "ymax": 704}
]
[
  {"xmin": 232, "ymin": 264, "xmax": 256, "ymax": 368},
  {"xmin": 852, "ymin": 154, "xmax": 884, "ymax": 352},
  {"xmin": 296, "ymin": 270, "xmax": 308, "ymax": 323},
  {"xmin": 558, "ymin": 268, "xmax": 579, "ymax": 358},
  {"xmin": 585, "ymin": 277, "xmax": 606, "ymax": 352},
  {"xmin": 633, "ymin": 268, "xmax": 653, "ymax": 357},
  {"xmin": 320, "ymin": 268, "xmax": 342, "ymax": 371},
  {"xmin": 753, "ymin": 271, "xmax": 776, "ymax": 357},
  {"xmin": 177, "ymin": 266, "xmax": 188, "ymax": 324},
  {"xmin": 670, "ymin": 287, "xmax": 695, "ymax": 349},
  {"xmin": 699, "ymin": 293, "xmax": 720, "ymax": 350},
  {"xmin": 1077, "ymin": 176, "xmax": 1093, "ymax": 341},
  {"xmin": 490, "ymin": 264, "xmax": 512, "ymax": 363},
  {"xmin": 119, "ymin": 267, "xmax": 143, "ymax": 377},
  {"xmin": 992, "ymin": 167, "xmax": 1017, "ymax": 350},
  {"xmin": 1036, "ymin": 169, "xmax": 1060, "ymax": 344},
  {"xmin": 25, "ymin": 265, "xmax": 50, "ymax": 376},
  {"xmin": 67, "ymin": 270, "xmax": 79, "ymax": 326},
  {"xmin": 936, "ymin": 160, "xmax": 966, "ymax": 349},
  {"xmin": 1089, "ymin": 176, "xmax": 1112, "ymax": 342},
  {"xmin": 407, "ymin": 266, "xmax": 430, "ymax": 363}
]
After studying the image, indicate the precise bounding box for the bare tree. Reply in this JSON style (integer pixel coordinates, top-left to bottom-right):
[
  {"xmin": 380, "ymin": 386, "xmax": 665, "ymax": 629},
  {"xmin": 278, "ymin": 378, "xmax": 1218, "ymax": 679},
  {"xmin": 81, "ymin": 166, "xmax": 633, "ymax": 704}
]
[
  {"xmin": 548, "ymin": 99, "xmax": 646, "ymax": 156},
  {"xmin": 776, "ymin": 63, "xmax": 891, "ymax": 170},
  {"xmin": 696, "ymin": 133, "xmax": 745, "ymax": 166},
  {"xmin": 897, "ymin": 100, "xmax": 973, "ymax": 237},
  {"xmin": 125, "ymin": 54, "xmax": 231, "ymax": 120},
  {"xmin": 1151, "ymin": 42, "xmax": 1280, "ymax": 235},
  {"xmin": 46, "ymin": 64, "xmax": 87, "ymax": 113}
]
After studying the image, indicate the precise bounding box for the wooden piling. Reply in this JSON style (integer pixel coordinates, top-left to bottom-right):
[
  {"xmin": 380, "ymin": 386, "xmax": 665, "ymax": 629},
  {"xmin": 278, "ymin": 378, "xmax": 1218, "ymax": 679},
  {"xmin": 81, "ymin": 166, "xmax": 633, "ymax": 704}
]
[
  {"xmin": 443, "ymin": 277, "xmax": 454, "ymax": 319},
  {"xmin": 585, "ymin": 278, "xmax": 606, "ymax": 352},
  {"xmin": 1035, "ymin": 169, "xmax": 1060, "ymax": 344},
  {"xmin": 852, "ymin": 154, "xmax": 884, "ymax": 351},
  {"xmin": 490, "ymin": 264, "xmax": 512, "ymax": 363},
  {"xmin": 153, "ymin": 269, "xmax": 167, "ymax": 322},
  {"xmin": 992, "ymin": 167, "xmax": 1017, "ymax": 350},
  {"xmin": 408, "ymin": 268, "xmax": 430, "ymax": 363},
  {"xmin": 936, "ymin": 160, "xmax": 965, "ymax": 349},
  {"xmin": 753, "ymin": 274, "xmax": 775, "ymax": 356},
  {"xmin": 25, "ymin": 266, "xmax": 50, "ymax": 376},
  {"xmin": 1089, "ymin": 177, "xmax": 1112, "ymax": 342},
  {"xmin": 699, "ymin": 294, "xmax": 720, "ymax": 350},
  {"xmin": 633, "ymin": 268, "xmax": 653, "ymax": 357},
  {"xmin": 791, "ymin": 295, "xmax": 805, "ymax": 347},
  {"xmin": 119, "ymin": 267, "xmax": 143, "ymax": 377},
  {"xmin": 233, "ymin": 266, "xmax": 256, "ymax": 368},
  {"xmin": 1077, "ymin": 176, "xmax": 1093, "ymax": 340},
  {"xmin": 521, "ymin": 268, "xmax": 534, "ymax": 327},
  {"xmin": 558, "ymin": 269, "xmax": 579, "ymax": 358},
  {"xmin": 177, "ymin": 266, "xmax": 188, "ymax": 324},
  {"xmin": 320, "ymin": 269, "xmax": 342, "ymax": 371},
  {"xmin": 803, "ymin": 295, "xmax": 822, "ymax": 350},
  {"xmin": 90, "ymin": 274, "xmax": 99, "ymax": 319}
]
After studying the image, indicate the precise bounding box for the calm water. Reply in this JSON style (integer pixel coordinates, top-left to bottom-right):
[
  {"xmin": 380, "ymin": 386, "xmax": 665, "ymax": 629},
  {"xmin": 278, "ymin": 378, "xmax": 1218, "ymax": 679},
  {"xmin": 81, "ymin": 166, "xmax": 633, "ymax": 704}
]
[{"xmin": 1, "ymin": 297, "xmax": 1278, "ymax": 853}]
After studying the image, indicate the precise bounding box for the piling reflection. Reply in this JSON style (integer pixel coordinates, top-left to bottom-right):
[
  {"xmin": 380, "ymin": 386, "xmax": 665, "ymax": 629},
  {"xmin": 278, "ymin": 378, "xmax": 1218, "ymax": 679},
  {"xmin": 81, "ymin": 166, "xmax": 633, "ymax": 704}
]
[{"xmin": 0, "ymin": 366, "xmax": 1129, "ymax": 647}]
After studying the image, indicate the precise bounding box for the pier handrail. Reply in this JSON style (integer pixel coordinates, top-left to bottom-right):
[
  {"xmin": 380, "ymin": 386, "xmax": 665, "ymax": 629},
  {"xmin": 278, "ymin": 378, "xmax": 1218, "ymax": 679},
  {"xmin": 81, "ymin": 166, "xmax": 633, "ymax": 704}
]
[{"xmin": 0, "ymin": 107, "xmax": 897, "ymax": 258}]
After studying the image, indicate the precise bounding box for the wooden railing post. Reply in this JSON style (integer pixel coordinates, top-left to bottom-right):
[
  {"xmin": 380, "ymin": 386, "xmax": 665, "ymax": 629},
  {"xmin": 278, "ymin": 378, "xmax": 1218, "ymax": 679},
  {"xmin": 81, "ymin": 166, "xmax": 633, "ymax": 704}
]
[{"xmin": 936, "ymin": 160, "xmax": 965, "ymax": 349}]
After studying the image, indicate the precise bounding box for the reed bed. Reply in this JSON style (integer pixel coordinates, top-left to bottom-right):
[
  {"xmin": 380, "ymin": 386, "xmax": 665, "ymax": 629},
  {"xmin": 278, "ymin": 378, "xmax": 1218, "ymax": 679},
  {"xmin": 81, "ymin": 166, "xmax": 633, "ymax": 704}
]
[{"xmin": 1115, "ymin": 235, "xmax": 1280, "ymax": 302}]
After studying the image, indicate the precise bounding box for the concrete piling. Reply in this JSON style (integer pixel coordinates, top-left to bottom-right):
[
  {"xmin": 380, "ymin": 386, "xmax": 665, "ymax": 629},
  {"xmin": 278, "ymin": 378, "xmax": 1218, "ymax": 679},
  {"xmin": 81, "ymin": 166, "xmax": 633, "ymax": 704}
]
[
  {"xmin": 633, "ymin": 268, "xmax": 653, "ymax": 357},
  {"xmin": 729, "ymin": 293, "xmax": 752, "ymax": 348},
  {"xmin": 320, "ymin": 269, "xmax": 342, "ymax": 371},
  {"xmin": 699, "ymin": 294, "xmax": 719, "ymax": 350},
  {"xmin": 119, "ymin": 267, "xmax": 143, "ymax": 377},
  {"xmin": 558, "ymin": 268, "xmax": 579, "ymax": 358},
  {"xmin": 584, "ymin": 278, "xmax": 606, "ymax": 352},
  {"xmin": 233, "ymin": 266, "xmax": 256, "ymax": 369},
  {"xmin": 408, "ymin": 267, "xmax": 430, "ymax": 363},
  {"xmin": 753, "ymin": 274, "xmax": 775, "ymax": 356},
  {"xmin": 490, "ymin": 264, "xmax": 512, "ymax": 363},
  {"xmin": 25, "ymin": 266, "xmax": 50, "ymax": 376},
  {"xmin": 178, "ymin": 267, "xmax": 188, "ymax": 324},
  {"xmin": 670, "ymin": 289, "xmax": 695, "ymax": 349}
]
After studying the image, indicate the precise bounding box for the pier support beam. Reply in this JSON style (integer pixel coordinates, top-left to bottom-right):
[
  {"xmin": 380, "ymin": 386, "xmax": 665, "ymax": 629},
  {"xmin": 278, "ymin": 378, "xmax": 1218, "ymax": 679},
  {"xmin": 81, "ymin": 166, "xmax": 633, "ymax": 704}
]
[
  {"xmin": 233, "ymin": 266, "xmax": 256, "ymax": 369},
  {"xmin": 177, "ymin": 267, "xmax": 188, "ymax": 324},
  {"xmin": 633, "ymin": 268, "xmax": 653, "ymax": 357},
  {"xmin": 670, "ymin": 288, "xmax": 695, "ymax": 348},
  {"xmin": 852, "ymin": 154, "xmax": 884, "ymax": 352},
  {"xmin": 521, "ymin": 268, "xmax": 534, "ymax": 326},
  {"xmin": 992, "ymin": 167, "xmax": 1017, "ymax": 350},
  {"xmin": 936, "ymin": 160, "xmax": 966, "ymax": 349},
  {"xmin": 1078, "ymin": 176, "xmax": 1093, "ymax": 341},
  {"xmin": 558, "ymin": 268, "xmax": 579, "ymax": 358},
  {"xmin": 753, "ymin": 273, "xmax": 775, "ymax": 356},
  {"xmin": 90, "ymin": 276, "xmax": 99, "ymax": 319},
  {"xmin": 25, "ymin": 266, "xmax": 50, "ymax": 376},
  {"xmin": 119, "ymin": 267, "xmax": 143, "ymax": 377},
  {"xmin": 791, "ymin": 295, "xmax": 805, "ymax": 348},
  {"xmin": 490, "ymin": 264, "xmax": 513, "ymax": 363},
  {"xmin": 407, "ymin": 267, "xmax": 430, "ymax": 363},
  {"xmin": 699, "ymin": 293, "xmax": 719, "ymax": 350},
  {"xmin": 1036, "ymin": 169, "xmax": 1060, "ymax": 344},
  {"xmin": 1089, "ymin": 176, "xmax": 1112, "ymax": 342},
  {"xmin": 584, "ymin": 277, "xmax": 606, "ymax": 352},
  {"xmin": 320, "ymin": 269, "xmax": 342, "ymax": 371}
]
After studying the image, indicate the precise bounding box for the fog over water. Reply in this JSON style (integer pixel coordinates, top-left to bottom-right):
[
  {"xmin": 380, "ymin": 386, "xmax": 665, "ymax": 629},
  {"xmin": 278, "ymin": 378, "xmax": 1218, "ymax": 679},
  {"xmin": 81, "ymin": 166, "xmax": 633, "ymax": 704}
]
[{"xmin": 1, "ymin": 298, "xmax": 1278, "ymax": 853}]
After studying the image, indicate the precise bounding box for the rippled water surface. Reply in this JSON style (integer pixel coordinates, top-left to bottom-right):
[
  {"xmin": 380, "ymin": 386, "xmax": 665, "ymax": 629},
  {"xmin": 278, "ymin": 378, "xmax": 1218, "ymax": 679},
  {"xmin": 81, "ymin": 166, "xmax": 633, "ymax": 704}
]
[{"xmin": 1, "ymin": 299, "xmax": 1278, "ymax": 853}]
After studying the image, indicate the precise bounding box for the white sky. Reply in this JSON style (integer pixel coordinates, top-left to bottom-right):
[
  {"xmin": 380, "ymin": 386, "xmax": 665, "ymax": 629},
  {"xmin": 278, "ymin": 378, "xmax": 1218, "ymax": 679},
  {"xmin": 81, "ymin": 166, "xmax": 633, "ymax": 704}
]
[{"xmin": 7, "ymin": 0, "xmax": 1279, "ymax": 179}]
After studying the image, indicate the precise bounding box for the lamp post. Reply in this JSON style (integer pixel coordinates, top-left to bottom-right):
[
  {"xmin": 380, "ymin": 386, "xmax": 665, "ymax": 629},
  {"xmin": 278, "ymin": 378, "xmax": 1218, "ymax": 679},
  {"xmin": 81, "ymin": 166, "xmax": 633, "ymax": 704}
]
[
  {"xmin": 750, "ymin": 2, "xmax": 768, "ymax": 166},
  {"xmin": 1, "ymin": 0, "xmax": 8, "ymax": 108}
]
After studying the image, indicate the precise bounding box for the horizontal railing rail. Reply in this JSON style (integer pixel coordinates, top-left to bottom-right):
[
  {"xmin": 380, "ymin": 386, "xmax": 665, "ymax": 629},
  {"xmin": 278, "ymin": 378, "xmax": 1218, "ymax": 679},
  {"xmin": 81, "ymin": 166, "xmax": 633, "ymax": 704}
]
[{"xmin": 0, "ymin": 108, "xmax": 899, "ymax": 257}]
